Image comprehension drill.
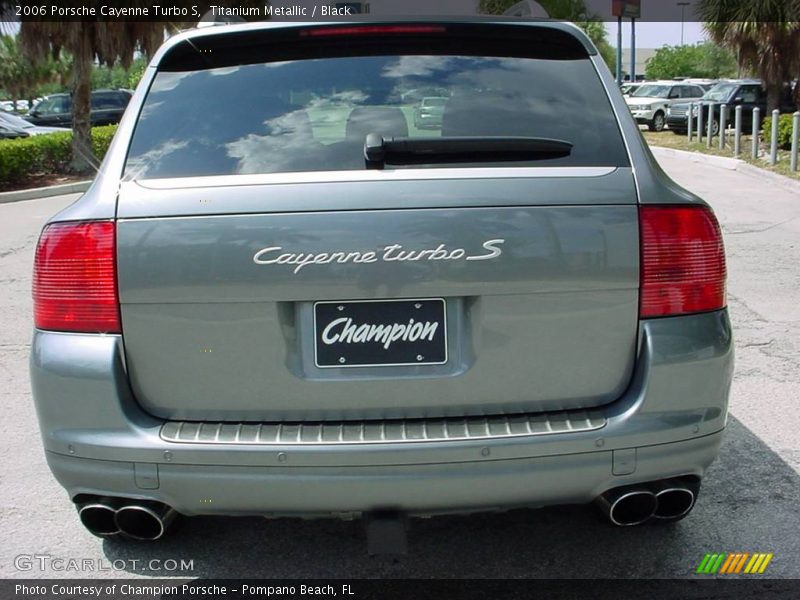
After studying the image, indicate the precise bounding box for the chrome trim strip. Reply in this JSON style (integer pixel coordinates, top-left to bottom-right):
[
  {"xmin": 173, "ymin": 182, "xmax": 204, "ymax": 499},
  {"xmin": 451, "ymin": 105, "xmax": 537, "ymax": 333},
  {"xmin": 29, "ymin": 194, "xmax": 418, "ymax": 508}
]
[
  {"xmin": 159, "ymin": 409, "xmax": 607, "ymax": 445},
  {"xmin": 131, "ymin": 167, "xmax": 618, "ymax": 190}
]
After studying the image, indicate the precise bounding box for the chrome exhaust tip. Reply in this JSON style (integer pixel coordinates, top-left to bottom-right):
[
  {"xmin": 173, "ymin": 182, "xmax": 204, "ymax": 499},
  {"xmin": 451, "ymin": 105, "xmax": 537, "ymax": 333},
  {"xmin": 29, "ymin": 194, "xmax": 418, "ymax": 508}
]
[
  {"xmin": 595, "ymin": 488, "xmax": 657, "ymax": 526},
  {"xmin": 77, "ymin": 499, "xmax": 120, "ymax": 537},
  {"xmin": 115, "ymin": 502, "xmax": 177, "ymax": 541},
  {"xmin": 653, "ymin": 480, "xmax": 698, "ymax": 521}
]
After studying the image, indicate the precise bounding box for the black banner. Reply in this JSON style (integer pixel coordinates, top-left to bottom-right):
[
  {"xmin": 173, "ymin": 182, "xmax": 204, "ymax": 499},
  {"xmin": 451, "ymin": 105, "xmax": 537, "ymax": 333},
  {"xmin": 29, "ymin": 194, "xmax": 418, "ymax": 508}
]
[
  {"xmin": 4, "ymin": 579, "xmax": 800, "ymax": 600},
  {"xmin": 2, "ymin": 0, "xmax": 799, "ymax": 23}
]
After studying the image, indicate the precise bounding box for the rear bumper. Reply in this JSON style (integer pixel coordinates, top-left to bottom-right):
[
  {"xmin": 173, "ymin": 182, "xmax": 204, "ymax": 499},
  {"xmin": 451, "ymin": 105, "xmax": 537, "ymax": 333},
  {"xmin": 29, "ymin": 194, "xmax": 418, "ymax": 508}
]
[
  {"xmin": 30, "ymin": 310, "xmax": 733, "ymax": 516},
  {"xmin": 45, "ymin": 433, "xmax": 722, "ymax": 517}
]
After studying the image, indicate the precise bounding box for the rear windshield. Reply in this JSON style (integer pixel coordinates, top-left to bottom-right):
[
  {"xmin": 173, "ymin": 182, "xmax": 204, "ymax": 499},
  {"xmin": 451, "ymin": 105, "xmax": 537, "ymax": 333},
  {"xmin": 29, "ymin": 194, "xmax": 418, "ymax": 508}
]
[{"xmin": 125, "ymin": 47, "xmax": 628, "ymax": 179}]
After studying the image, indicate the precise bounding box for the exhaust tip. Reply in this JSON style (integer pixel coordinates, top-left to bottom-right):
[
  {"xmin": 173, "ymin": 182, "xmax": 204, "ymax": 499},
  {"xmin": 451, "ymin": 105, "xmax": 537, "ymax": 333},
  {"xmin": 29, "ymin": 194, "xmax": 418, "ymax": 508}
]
[
  {"xmin": 115, "ymin": 503, "xmax": 175, "ymax": 541},
  {"xmin": 654, "ymin": 487, "xmax": 695, "ymax": 520},
  {"xmin": 78, "ymin": 503, "xmax": 119, "ymax": 537},
  {"xmin": 607, "ymin": 490, "xmax": 657, "ymax": 526}
]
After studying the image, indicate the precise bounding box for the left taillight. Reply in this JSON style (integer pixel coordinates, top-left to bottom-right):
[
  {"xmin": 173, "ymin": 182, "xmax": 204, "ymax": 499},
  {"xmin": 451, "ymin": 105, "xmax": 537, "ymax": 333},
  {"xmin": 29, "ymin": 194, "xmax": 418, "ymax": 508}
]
[{"xmin": 33, "ymin": 221, "xmax": 120, "ymax": 333}]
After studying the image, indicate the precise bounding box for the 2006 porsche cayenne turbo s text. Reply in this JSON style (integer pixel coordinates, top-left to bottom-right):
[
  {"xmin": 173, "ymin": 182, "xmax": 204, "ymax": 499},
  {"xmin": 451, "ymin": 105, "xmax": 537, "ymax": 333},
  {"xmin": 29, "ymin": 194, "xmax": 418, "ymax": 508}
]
[{"xmin": 30, "ymin": 20, "xmax": 732, "ymax": 544}]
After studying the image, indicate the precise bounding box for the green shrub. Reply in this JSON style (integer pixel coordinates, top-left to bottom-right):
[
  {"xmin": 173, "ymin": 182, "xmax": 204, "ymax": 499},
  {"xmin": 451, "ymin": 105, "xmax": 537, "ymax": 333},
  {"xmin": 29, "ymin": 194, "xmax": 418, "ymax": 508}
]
[
  {"xmin": 761, "ymin": 114, "xmax": 797, "ymax": 150},
  {"xmin": 0, "ymin": 124, "xmax": 118, "ymax": 184},
  {"xmin": 91, "ymin": 125, "xmax": 117, "ymax": 159}
]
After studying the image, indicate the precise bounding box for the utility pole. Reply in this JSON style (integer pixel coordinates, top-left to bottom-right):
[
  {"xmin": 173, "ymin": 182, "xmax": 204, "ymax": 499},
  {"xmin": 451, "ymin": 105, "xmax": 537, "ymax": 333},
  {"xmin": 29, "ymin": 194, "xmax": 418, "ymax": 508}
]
[
  {"xmin": 677, "ymin": 2, "xmax": 690, "ymax": 45},
  {"xmin": 612, "ymin": 0, "xmax": 641, "ymax": 84},
  {"xmin": 630, "ymin": 17, "xmax": 636, "ymax": 83},
  {"xmin": 616, "ymin": 16, "xmax": 623, "ymax": 84}
]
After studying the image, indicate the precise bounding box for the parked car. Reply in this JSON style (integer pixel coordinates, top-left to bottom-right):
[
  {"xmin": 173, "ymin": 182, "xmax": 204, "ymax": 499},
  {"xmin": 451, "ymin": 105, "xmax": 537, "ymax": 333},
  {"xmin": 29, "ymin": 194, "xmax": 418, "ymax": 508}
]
[
  {"xmin": 672, "ymin": 78, "xmax": 717, "ymax": 92},
  {"xmin": 0, "ymin": 111, "xmax": 70, "ymax": 136},
  {"xmin": 400, "ymin": 87, "xmax": 449, "ymax": 104},
  {"xmin": 667, "ymin": 79, "xmax": 796, "ymax": 136},
  {"xmin": 0, "ymin": 123, "xmax": 28, "ymax": 139},
  {"xmin": 626, "ymin": 81, "xmax": 706, "ymax": 131},
  {"xmin": 25, "ymin": 89, "xmax": 132, "ymax": 128},
  {"xmin": 31, "ymin": 20, "xmax": 731, "ymax": 545},
  {"xmin": 413, "ymin": 96, "xmax": 448, "ymax": 129},
  {"xmin": 620, "ymin": 82, "xmax": 644, "ymax": 97}
]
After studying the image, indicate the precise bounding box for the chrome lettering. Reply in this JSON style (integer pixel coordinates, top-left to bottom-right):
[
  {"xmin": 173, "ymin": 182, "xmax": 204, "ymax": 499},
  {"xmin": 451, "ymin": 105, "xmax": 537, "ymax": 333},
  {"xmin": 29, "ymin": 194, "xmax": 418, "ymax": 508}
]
[
  {"xmin": 254, "ymin": 240, "xmax": 504, "ymax": 273},
  {"xmin": 466, "ymin": 239, "xmax": 505, "ymax": 261}
]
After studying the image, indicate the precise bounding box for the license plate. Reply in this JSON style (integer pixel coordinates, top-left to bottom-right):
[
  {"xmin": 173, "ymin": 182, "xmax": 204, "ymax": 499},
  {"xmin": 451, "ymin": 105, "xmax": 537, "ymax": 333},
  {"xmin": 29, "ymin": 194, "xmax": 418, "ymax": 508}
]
[{"xmin": 314, "ymin": 299, "xmax": 447, "ymax": 368}]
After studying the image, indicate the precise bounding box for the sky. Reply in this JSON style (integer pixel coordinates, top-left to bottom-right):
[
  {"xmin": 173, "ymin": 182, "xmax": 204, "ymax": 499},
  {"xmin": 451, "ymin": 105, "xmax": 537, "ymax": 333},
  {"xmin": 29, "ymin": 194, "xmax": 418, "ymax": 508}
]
[{"xmin": 605, "ymin": 21, "xmax": 707, "ymax": 48}]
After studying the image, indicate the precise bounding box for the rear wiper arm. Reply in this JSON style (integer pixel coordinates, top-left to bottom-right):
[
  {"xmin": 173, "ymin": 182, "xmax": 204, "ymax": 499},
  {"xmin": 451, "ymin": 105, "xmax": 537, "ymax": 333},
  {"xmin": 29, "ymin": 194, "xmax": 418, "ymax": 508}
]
[{"xmin": 364, "ymin": 134, "xmax": 573, "ymax": 168}]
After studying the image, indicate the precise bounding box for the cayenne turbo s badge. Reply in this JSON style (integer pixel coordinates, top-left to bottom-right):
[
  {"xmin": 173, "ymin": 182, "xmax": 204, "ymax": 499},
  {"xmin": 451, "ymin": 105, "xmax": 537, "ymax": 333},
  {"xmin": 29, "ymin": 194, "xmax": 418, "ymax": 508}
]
[{"xmin": 253, "ymin": 239, "xmax": 505, "ymax": 274}]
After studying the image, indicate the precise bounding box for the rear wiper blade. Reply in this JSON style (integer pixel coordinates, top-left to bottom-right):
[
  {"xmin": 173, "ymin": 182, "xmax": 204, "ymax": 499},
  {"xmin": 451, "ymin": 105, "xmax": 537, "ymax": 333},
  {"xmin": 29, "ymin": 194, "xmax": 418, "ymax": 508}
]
[{"xmin": 363, "ymin": 134, "xmax": 572, "ymax": 168}]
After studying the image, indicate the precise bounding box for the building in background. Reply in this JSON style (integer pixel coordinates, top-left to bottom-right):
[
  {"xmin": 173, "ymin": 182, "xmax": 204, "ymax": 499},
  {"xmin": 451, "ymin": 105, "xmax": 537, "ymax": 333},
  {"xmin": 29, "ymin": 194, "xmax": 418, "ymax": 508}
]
[{"xmin": 621, "ymin": 48, "xmax": 656, "ymax": 80}]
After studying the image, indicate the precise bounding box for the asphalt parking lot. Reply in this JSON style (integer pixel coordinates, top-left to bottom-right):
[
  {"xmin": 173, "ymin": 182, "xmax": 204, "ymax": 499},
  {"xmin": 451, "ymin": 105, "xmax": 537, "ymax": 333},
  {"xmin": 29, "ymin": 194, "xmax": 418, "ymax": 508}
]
[{"xmin": 0, "ymin": 152, "xmax": 798, "ymax": 579}]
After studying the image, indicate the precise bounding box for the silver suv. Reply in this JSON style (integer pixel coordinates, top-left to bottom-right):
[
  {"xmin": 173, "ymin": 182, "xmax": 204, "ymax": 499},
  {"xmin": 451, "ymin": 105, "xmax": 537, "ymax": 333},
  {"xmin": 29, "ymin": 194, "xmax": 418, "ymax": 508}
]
[
  {"xmin": 31, "ymin": 21, "xmax": 732, "ymax": 544},
  {"xmin": 625, "ymin": 81, "xmax": 706, "ymax": 131}
]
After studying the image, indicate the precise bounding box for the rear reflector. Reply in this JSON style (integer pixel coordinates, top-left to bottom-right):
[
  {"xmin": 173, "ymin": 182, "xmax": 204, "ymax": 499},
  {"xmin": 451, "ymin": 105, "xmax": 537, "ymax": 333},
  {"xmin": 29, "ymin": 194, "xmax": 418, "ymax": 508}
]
[
  {"xmin": 33, "ymin": 221, "xmax": 120, "ymax": 333},
  {"xmin": 640, "ymin": 205, "xmax": 726, "ymax": 318},
  {"xmin": 301, "ymin": 25, "xmax": 447, "ymax": 37}
]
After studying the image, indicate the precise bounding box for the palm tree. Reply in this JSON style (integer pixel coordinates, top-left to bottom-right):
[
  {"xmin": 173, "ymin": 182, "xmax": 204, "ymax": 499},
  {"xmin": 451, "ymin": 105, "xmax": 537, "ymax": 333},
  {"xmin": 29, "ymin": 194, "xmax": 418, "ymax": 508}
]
[
  {"xmin": 698, "ymin": 0, "xmax": 800, "ymax": 112},
  {"xmin": 0, "ymin": 35, "xmax": 63, "ymax": 110},
  {"xmin": 6, "ymin": 16, "xmax": 168, "ymax": 172},
  {"xmin": 0, "ymin": 1, "xmax": 265, "ymax": 173}
]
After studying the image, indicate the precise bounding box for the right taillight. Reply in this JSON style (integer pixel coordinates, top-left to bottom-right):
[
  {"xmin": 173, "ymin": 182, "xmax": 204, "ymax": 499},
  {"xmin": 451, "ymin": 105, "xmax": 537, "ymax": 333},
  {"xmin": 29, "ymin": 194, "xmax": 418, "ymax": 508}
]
[
  {"xmin": 33, "ymin": 220, "xmax": 120, "ymax": 333},
  {"xmin": 640, "ymin": 205, "xmax": 727, "ymax": 318}
]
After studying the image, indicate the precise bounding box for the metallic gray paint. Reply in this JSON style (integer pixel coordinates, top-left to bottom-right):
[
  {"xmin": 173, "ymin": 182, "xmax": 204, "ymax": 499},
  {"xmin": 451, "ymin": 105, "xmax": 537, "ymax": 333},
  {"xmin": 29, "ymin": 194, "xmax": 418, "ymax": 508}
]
[
  {"xmin": 31, "ymin": 310, "xmax": 732, "ymax": 514},
  {"xmin": 30, "ymin": 20, "xmax": 732, "ymax": 519},
  {"xmin": 45, "ymin": 432, "xmax": 723, "ymax": 517},
  {"xmin": 117, "ymin": 169, "xmax": 636, "ymax": 218},
  {"xmin": 116, "ymin": 205, "xmax": 639, "ymax": 420}
]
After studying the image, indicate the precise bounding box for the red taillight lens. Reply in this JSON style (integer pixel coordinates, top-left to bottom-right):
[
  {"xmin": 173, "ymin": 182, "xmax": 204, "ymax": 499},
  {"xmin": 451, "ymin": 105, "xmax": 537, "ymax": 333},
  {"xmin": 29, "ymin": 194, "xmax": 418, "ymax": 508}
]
[
  {"xmin": 640, "ymin": 205, "xmax": 727, "ymax": 318},
  {"xmin": 33, "ymin": 221, "xmax": 120, "ymax": 333},
  {"xmin": 301, "ymin": 25, "xmax": 447, "ymax": 37}
]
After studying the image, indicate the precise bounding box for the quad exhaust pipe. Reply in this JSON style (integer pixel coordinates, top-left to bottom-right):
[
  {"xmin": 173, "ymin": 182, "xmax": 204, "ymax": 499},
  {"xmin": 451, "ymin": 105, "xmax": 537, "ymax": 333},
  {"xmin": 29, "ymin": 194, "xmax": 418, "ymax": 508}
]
[
  {"xmin": 652, "ymin": 480, "xmax": 697, "ymax": 521},
  {"xmin": 595, "ymin": 478, "xmax": 699, "ymax": 526},
  {"xmin": 75, "ymin": 498, "xmax": 177, "ymax": 540},
  {"xmin": 595, "ymin": 487, "xmax": 658, "ymax": 526},
  {"xmin": 115, "ymin": 501, "xmax": 177, "ymax": 541},
  {"xmin": 78, "ymin": 498, "xmax": 122, "ymax": 537}
]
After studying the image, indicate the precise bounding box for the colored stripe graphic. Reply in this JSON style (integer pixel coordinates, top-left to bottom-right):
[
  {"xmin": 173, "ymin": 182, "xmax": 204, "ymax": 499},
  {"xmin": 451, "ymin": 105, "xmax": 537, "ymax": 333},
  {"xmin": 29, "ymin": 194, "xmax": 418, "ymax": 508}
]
[
  {"xmin": 734, "ymin": 553, "xmax": 750, "ymax": 574},
  {"xmin": 696, "ymin": 553, "xmax": 713, "ymax": 574},
  {"xmin": 698, "ymin": 553, "xmax": 727, "ymax": 574},
  {"xmin": 758, "ymin": 553, "xmax": 773, "ymax": 573},
  {"xmin": 700, "ymin": 553, "xmax": 773, "ymax": 575},
  {"xmin": 711, "ymin": 553, "xmax": 726, "ymax": 573},
  {"xmin": 746, "ymin": 554, "xmax": 762, "ymax": 574},
  {"xmin": 719, "ymin": 553, "xmax": 736, "ymax": 574}
]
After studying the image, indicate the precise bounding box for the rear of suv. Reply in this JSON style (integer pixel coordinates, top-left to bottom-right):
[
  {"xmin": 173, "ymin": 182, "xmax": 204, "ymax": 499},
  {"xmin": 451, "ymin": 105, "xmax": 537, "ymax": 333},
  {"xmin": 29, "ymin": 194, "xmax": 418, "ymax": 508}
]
[
  {"xmin": 625, "ymin": 81, "xmax": 706, "ymax": 131},
  {"xmin": 30, "ymin": 21, "xmax": 732, "ymax": 543},
  {"xmin": 667, "ymin": 79, "xmax": 796, "ymax": 136},
  {"xmin": 25, "ymin": 89, "xmax": 132, "ymax": 128}
]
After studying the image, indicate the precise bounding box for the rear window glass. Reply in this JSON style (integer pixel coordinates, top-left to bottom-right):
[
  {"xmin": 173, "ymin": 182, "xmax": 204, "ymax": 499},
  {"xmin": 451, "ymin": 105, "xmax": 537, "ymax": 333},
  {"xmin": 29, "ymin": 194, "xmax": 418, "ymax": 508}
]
[
  {"xmin": 92, "ymin": 93, "xmax": 128, "ymax": 109},
  {"xmin": 125, "ymin": 51, "xmax": 628, "ymax": 179}
]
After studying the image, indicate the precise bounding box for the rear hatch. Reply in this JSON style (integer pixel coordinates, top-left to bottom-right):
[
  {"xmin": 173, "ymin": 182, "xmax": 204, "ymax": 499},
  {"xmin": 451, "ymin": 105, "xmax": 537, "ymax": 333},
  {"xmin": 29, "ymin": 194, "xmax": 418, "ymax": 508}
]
[{"xmin": 116, "ymin": 23, "xmax": 639, "ymax": 421}]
